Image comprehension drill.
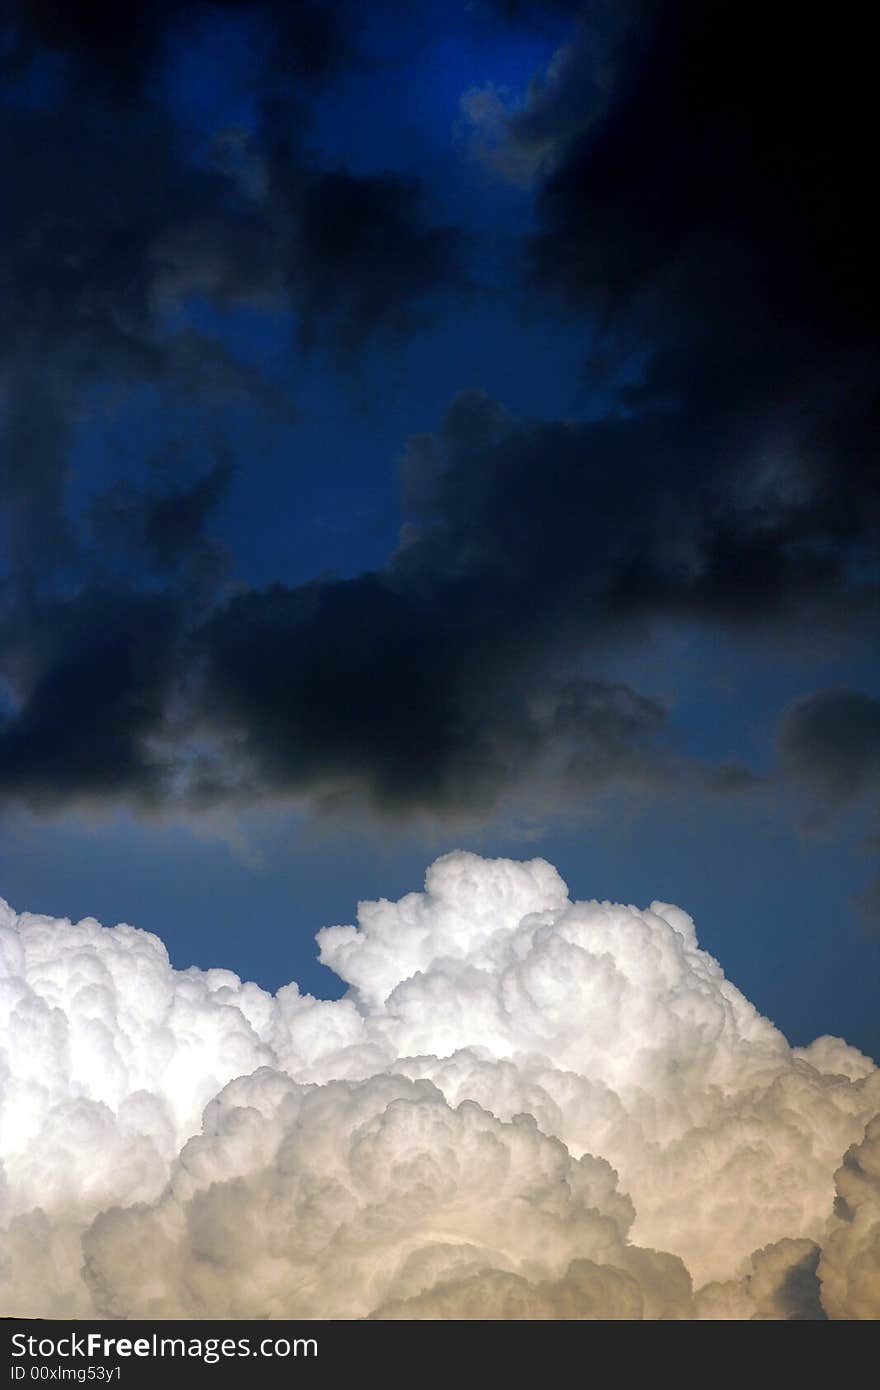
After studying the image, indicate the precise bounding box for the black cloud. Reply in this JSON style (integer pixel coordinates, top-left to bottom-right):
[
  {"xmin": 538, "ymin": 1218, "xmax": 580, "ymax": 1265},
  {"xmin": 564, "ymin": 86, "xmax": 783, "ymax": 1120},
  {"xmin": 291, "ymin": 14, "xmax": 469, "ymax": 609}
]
[
  {"xmin": 525, "ymin": 2, "xmax": 878, "ymax": 486},
  {"xmin": 286, "ymin": 169, "xmax": 465, "ymax": 357},
  {"xmin": 0, "ymin": 1, "xmax": 468, "ymax": 817},
  {"xmin": 780, "ymin": 691, "xmax": 880, "ymax": 808},
  {"xmin": 0, "ymin": 0, "xmax": 875, "ymax": 827},
  {"xmin": 3, "ymin": 390, "xmax": 773, "ymax": 819},
  {"xmin": 0, "ymin": 4, "xmax": 464, "ymax": 569},
  {"xmin": 5, "ymin": 1, "xmax": 347, "ymax": 97},
  {"xmin": 778, "ymin": 689, "xmax": 880, "ymax": 928},
  {"xmin": 196, "ymin": 564, "xmax": 672, "ymax": 817},
  {"xmin": 0, "ymin": 589, "xmax": 181, "ymax": 810}
]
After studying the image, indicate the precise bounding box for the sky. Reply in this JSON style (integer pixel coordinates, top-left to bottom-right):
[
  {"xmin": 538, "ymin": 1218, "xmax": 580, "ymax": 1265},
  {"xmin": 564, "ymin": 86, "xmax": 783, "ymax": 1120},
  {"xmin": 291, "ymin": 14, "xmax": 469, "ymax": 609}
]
[{"xmin": 0, "ymin": 0, "xmax": 878, "ymax": 1073}]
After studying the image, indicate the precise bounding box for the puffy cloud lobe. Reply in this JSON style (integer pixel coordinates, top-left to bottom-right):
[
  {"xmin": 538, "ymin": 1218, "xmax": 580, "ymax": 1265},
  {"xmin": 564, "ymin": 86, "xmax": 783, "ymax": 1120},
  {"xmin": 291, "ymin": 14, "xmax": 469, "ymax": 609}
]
[
  {"xmin": 694, "ymin": 1238, "xmax": 824, "ymax": 1321},
  {"xmin": 81, "ymin": 1075, "xmax": 645, "ymax": 1319},
  {"xmin": 818, "ymin": 1116, "xmax": 880, "ymax": 1318},
  {"xmin": 0, "ymin": 852, "xmax": 878, "ymax": 1317}
]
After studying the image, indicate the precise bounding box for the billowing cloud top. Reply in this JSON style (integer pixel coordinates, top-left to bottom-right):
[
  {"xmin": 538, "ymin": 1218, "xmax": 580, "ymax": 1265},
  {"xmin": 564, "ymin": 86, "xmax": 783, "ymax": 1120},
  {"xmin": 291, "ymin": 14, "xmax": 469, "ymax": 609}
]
[{"xmin": 1, "ymin": 852, "xmax": 877, "ymax": 1318}]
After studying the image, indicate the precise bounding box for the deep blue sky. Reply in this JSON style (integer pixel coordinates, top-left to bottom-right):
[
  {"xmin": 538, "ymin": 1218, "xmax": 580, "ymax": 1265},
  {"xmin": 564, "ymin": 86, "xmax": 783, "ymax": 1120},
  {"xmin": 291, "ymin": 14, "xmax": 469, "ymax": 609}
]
[{"xmin": 1, "ymin": 1, "xmax": 878, "ymax": 1059}]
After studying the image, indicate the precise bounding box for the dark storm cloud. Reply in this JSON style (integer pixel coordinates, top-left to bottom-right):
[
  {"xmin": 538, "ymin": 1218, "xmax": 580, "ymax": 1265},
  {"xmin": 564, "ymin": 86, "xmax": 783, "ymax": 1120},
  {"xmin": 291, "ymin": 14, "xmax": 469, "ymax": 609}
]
[
  {"xmin": 0, "ymin": 354, "xmax": 870, "ymax": 819},
  {"xmin": 0, "ymin": 74, "xmax": 463, "ymax": 380},
  {"xmin": 463, "ymin": 0, "xmax": 878, "ymax": 626},
  {"xmin": 0, "ymin": 0, "xmax": 875, "ymax": 824},
  {"xmin": 36, "ymin": 385, "xmax": 772, "ymax": 820},
  {"xmin": 88, "ymin": 458, "xmax": 233, "ymax": 580},
  {"xmin": 0, "ymin": 453, "xmax": 239, "ymax": 815},
  {"xmin": 0, "ymin": 394, "xmax": 691, "ymax": 820},
  {"xmin": 195, "ymin": 560, "xmax": 672, "ymax": 817},
  {"xmin": 0, "ymin": 588, "xmax": 181, "ymax": 810},
  {"xmin": 780, "ymin": 692, "xmax": 880, "ymax": 808},
  {"xmin": 490, "ymin": 0, "xmax": 587, "ymax": 23},
  {"xmin": 527, "ymin": 1, "xmax": 875, "ymax": 314},
  {"xmin": 0, "ymin": 93, "xmax": 254, "ymax": 574},
  {"xmin": 285, "ymin": 169, "xmax": 465, "ymax": 357},
  {"xmin": 0, "ymin": 0, "xmax": 468, "ymax": 817},
  {"xmin": 463, "ymin": 0, "xmax": 880, "ymax": 653},
  {"xmin": 397, "ymin": 389, "xmax": 872, "ymax": 635},
  {"xmin": 126, "ymin": 321, "xmax": 876, "ymax": 819},
  {"xmin": 524, "ymin": 1, "xmax": 878, "ymax": 482},
  {"xmin": 5, "ymin": 0, "xmax": 347, "ymax": 97},
  {"xmin": 0, "ymin": 2, "xmax": 464, "ymax": 569},
  {"xmin": 778, "ymin": 690, "xmax": 880, "ymax": 928}
]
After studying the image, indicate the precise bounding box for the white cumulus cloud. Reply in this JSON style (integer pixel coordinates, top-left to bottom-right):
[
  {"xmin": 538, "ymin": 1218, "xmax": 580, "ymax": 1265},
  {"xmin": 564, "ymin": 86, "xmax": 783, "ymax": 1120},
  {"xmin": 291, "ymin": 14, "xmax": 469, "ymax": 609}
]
[{"xmin": 0, "ymin": 852, "xmax": 877, "ymax": 1318}]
